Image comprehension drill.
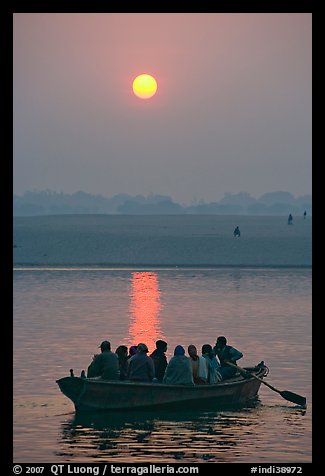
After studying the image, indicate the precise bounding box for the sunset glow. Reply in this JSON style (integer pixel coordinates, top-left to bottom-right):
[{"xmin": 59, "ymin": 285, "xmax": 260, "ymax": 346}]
[
  {"xmin": 132, "ymin": 74, "xmax": 157, "ymax": 99},
  {"xmin": 128, "ymin": 272, "xmax": 164, "ymax": 353}
]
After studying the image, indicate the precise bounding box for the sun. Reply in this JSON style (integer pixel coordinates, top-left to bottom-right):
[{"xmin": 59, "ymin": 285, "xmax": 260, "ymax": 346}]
[{"xmin": 132, "ymin": 74, "xmax": 157, "ymax": 99}]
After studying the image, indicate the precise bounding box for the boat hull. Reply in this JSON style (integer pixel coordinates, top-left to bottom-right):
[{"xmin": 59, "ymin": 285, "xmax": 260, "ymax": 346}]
[{"xmin": 57, "ymin": 364, "xmax": 267, "ymax": 411}]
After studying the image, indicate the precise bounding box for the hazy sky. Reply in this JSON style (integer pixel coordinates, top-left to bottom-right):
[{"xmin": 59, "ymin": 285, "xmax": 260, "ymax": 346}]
[{"xmin": 13, "ymin": 13, "xmax": 312, "ymax": 204}]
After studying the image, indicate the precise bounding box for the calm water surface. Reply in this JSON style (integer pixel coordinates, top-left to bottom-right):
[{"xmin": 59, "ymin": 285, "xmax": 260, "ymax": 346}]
[{"xmin": 13, "ymin": 268, "xmax": 312, "ymax": 463}]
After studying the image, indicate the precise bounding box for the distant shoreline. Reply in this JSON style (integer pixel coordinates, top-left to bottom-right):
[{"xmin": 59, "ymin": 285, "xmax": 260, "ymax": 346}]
[
  {"xmin": 13, "ymin": 264, "xmax": 311, "ymax": 270},
  {"xmin": 13, "ymin": 190, "xmax": 312, "ymax": 217}
]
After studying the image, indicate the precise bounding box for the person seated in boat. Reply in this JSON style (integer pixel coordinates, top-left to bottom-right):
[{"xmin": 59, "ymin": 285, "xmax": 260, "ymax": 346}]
[
  {"xmin": 115, "ymin": 345, "xmax": 129, "ymax": 380},
  {"xmin": 87, "ymin": 340, "xmax": 120, "ymax": 380},
  {"xmin": 188, "ymin": 344, "xmax": 209, "ymax": 384},
  {"xmin": 201, "ymin": 344, "xmax": 222, "ymax": 383},
  {"xmin": 213, "ymin": 336, "xmax": 243, "ymax": 380},
  {"xmin": 128, "ymin": 345, "xmax": 138, "ymax": 359},
  {"xmin": 149, "ymin": 340, "xmax": 168, "ymax": 382},
  {"xmin": 127, "ymin": 343, "xmax": 155, "ymax": 382},
  {"xmin": 163, "ymin": 345, "xmax": 194, "ymax": 385},
  {"xmin": 233, "ymin": 226, "xmax": 240, "ymax": 237}
]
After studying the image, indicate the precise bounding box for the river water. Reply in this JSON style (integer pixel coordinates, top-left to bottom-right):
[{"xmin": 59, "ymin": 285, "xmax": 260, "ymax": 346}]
[{"xmin": 13, "ymin": 266, "xmax": 311, "ymax": 463}]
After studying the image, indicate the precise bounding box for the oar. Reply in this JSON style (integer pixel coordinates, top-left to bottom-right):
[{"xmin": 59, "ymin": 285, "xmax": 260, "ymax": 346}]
[{"xmin": 226, "ymin": 362, "xmax": 307, "ymax": 407}]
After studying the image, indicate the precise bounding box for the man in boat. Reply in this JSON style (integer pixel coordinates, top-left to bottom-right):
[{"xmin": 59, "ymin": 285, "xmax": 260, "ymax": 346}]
[
  {"xmin": 201, "ymin": 344, "xmax": 222, "ymax": 383},
  {"xmin": 127, "ymin": 343, "xmax": 155, "ymax": 382},
  {"xmin": 115, "ymin": 345, "xmax": 129, "ymax": 380},
  {"xmin": 188, "ymin": 344, "xmax": 209, "ymax": 384},
  {"xmin": 87, "ymin": 340, "xmax": 120, "ymax": 380},
  {"xmin": 128, "ymin": 345, "xmax": 138, "ymax": 359},
  {"xmin": 163, "ymin": 345, "xmax": 194, "ymax": 385},
  {"xmin": 149, "ymin": 340, "xmax": 168, "ymax": 382},
  {"xmin": 233, "ymin": 226, "xmax": 240, "ymax": 237},
  {"xmin": 213, "ymin": 336, "xmax": 243, "ymax": 380}
]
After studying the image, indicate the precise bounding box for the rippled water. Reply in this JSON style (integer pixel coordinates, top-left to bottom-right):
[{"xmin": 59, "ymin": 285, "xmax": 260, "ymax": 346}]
[{"xmin": 13, "ymin": 268, "xmax": 312, "ymax": 463}]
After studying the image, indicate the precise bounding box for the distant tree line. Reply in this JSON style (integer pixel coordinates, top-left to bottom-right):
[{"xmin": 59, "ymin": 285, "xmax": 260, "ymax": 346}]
[{"xmin": 13, "ymin": 190, "xmax": 312, "ymax": 216}]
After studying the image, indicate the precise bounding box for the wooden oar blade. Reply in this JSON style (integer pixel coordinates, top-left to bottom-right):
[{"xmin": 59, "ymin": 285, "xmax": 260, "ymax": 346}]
[{"xmin": 280, "ymin": 390, "xmax": 306, "ymax": 406}]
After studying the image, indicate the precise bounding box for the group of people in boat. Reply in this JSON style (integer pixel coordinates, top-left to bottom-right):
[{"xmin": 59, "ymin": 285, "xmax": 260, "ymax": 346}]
[{"xmin": 85, "ymin": 336, "xmax": 243, "ymax": 385}]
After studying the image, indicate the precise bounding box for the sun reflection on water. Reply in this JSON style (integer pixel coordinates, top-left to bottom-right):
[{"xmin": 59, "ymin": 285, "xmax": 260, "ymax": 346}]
[{"xmin": 127, "ymin": 272, "xmax": 165, "ymax": 353}]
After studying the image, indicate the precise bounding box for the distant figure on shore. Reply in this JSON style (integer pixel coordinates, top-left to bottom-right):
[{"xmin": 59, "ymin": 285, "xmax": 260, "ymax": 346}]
[
  {"xmin": 288, "ymin": 214, "xmax": 293, "ymax": 225},
  {"xmin": 304, "ymin": 210, "xmax": 307, "ymax": 219},
  {"xmin": 233, "ymin": 226, "xmax": 241, "ymax": 237}
]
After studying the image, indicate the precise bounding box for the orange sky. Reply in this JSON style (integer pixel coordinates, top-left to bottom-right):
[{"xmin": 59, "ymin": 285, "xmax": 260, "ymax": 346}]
[{"xmin": 13, "ymin": 13, "xmax": 312, "ymax": 204}]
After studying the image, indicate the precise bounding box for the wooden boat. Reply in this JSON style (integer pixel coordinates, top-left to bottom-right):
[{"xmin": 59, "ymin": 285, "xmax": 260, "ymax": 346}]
[{"xmin": 57, "ymin": 362, "xmax": 268, "ymax": 411}]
